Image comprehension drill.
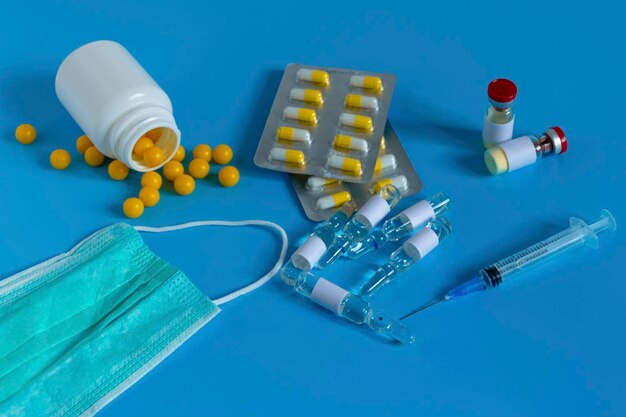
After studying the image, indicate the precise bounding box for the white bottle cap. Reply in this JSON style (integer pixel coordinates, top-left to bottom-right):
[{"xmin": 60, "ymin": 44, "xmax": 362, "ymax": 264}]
[
  {"xmin": 311, "ymin": 278, "xmax": 349, "ymax": 314},
  {"xmin": 499, "ymin": 136, "xmax": 537, "ymax": 171},
  {"xmin": 355, "ymin": 195, "xmax": 391, "ymax": 229},
  {"xmin": 403, "ymin": 228, "xmax": 439, "ymax": 260},
  {"xmin": 482, "ymin": 115, "xmax": 514, "ymax": 146},
  {"xmin": 400, "ymin": 200, "xmax": 436, "ymax": 229},
  {"xmin": 292, "ymin": 235, "xmax": 327, "ymax": 270}
]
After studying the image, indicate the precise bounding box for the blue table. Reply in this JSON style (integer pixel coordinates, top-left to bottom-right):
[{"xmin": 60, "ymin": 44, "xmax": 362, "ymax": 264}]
[{"xmin": 1, "ymin": 1, "xmax": 625, "ymax": 416}]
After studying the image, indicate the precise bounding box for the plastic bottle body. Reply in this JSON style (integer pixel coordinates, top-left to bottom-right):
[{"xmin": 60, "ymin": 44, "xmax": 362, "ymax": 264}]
[{"xmin": 55, "ymin": 40, "xmax": 180, "ymax": 171}]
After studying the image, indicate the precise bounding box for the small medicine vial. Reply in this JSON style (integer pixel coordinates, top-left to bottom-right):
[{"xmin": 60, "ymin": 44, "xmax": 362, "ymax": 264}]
[
  {"xmin": 482, "ymin": 78, "xmax": 517, "ymax": 148},
  {"xmin": 484, "ymin": 126, "xmax": 568, "ymax": 175},
  {"xmin": 55, "ymin": 41, "xmax": 181, "ymax": 172}
]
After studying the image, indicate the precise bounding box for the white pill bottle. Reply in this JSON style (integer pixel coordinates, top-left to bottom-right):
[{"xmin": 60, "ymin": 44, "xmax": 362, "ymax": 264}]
[{"xmin": 55, "ymin": 40, "xmax": 181, "ymax": 171}]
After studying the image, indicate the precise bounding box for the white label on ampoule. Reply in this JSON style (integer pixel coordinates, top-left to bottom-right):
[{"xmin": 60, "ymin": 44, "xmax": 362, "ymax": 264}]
[
  {"xmin": 401, "ymin": 200, "xmax": 436, "ymax": 229},
  {"xmin": 403, "ymin": 228, "xmax": 439, "ymax": 260},
  {"xmin": 311, "ymin": 278, "xmax": 349, "ymax": 314},
  {"xmin": 356, "ymin": 195, "xmax": 391, "ymax": 229},
  {"xmin": 292, "ymin": 236, "xmax": 327, "ymax": 270},
  {"xmin": 482, "ymin": 115, "xmax": 515, "ymax": 146},
  {"xmin": 500, "ymin": 136, "xmax": 537, "ymax": 171}
]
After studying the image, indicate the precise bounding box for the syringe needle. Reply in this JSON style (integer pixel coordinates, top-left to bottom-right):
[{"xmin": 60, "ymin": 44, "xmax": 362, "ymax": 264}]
[{"xmin": 399, "ymin": 298, "xmax": 442, "ymax": 321}]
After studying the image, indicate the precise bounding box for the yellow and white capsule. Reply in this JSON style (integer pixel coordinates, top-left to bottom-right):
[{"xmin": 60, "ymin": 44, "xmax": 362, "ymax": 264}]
[
  {"xmin": 350, "ymin": 75, "xmax": 383, "ymax": 93},
  {"xmin": 306, "ymin": 176, "xmax": 339, "ymax": 191},
  {"xmin": 374, "ymin": 154, "xmax": 397, "ymax": 174},
  {"xmin": 276, "ymin": 126, "xmax": 311, "ymax": 144},
  {"xmin": 269, "ymin": 147, "xmax": 306, "ymax": 166},
  {"xmin": 379, "ymin": 136, "xmax": 386, "ymax": 152},
  {"xmin": 290, "ymin": 88, "xmax": 324, "ymax": 106},
  {"xmin": 316, "ymin": 191, "xmax": 352, "ymax": 211},
  {"xmin": 327, "ymin": 155, "xmax": 362, "ymax": 176},
  {"xmin": 296, "ymin": 68, "xmax": 330, "ymax": 87},
  {"xmin": 284, "ymin": 106, "xmax": 318, "ymax": 126},
  {"xmin": 339, "ymin": 113, "xmax": 373, "ymax": 132},
  {"xmin": 344, "ymin": 94, "xmax": 379, "ymax": 111},
  {"xmin": 370, "ymin": 175, "xmax": 408, "ymax": 194},
  {"xmin": 333, "ymin": 134, "xmax": 369, "ymax": 153}
]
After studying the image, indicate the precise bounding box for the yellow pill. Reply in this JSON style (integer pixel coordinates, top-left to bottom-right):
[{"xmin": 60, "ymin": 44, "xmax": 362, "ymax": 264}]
[
  {"xmin": 327, "ymin": 155, "xmax": 362, "ymax": 176},
  {"xmin": 296, "ymin": 68, "xmax": 330, "ymax": 87},
  {"xmin": 76, "ymin": 135, "xmax": 93, "ymax": 154},
  {"xmin": 84, "ymin": 146, "xmax": 105, "ymax": 167},
  {"xmin": 350, "ymin": 75, "xmax": 383, "ymax": 92},
  {"xmin": 370, "ymin": 175, "xmax": 408, "ymax": 194},
  {"xmin": 315, "ymin": 191, "xmax": 352, "ymax": 211},
  {"xmin": 305, "ymin": 176, "xmax": 339, "ymax": 191},
  {"xmin": 163, "ymin": 160, "xmax": 185, "ymax": 181},
  {"xmin": 145, "ymin": 128, "xmax": 161, "ymax": 142},
  {"xmin": 344, "ymin": 94, "xmax": 379, "ymax": 110},
  {"xmin": 173, "ymin": 145, "xmax": 186, "ymax": 162},
  {"xmin": 333, "ymin": 134, "xmax": 369, "ymax": 152},
  {"xmin": 213, "ymin": 144, "xmax": 233, "ymax": 165},
  {"xmin": 193, "ymin": 144, "xmax": 212, "ymax": 162},
  {"xmin": 15, "ymin": 124, "xmax": 36, "ymax": 144},
  {"xmin": 139, "ymin": 186, "xmax": 160, "ymax": 207},
  {"xmin": 284, "ymin": 107, "xmax": 318, "ymax": 126},
  {"xmin": 50, "ymin": 149, "xmax": 71, "ymax": 170},
  {"xmin": 174, "ymin": 174, "xmax": 195, "ymax": 195},
  {"xmin": 123, "ymin": 197, "xmax": 144, "ymax": 218},
  {"xmin": 276, "ymin": 126, "xmax": 311, "ymax": 144},
  {"xmin": 374, "ymin": 154, "xmax": 397, "ymax": 175},
  {"xmin": 108, "ymin": 160, "xmax": 129, "ymax": 180},
  {"xmin": 379, "ymin": 136, "xmax": 386, "ymax": 152},
  {"xmin": 188, "ymin": 158, "xmax": 210, "ymax": 179},
  {"xmin": 133, "ymin": 137, "xmax": 154, "ymax": 157},
  {"xmin": 143, "ymin": 146, "xmax": 165, "ymax": 167},
  {"xmin": 218, "ymin": 166, "xmax": 240, "ymax": 187},
  {"xmin": 141, "ymin": 171, "xmax": 163, "ymax": 189},
  {"xmin": 339, "ymin": 113, "xmax": 373, "ymax": 132},
  {"xmin": 289, "ymin": 88, "xmax": 324, "ymax": 106},
  {"xmin": 269, "ymin": 148, "xmax": 306, "ymax": 166}
]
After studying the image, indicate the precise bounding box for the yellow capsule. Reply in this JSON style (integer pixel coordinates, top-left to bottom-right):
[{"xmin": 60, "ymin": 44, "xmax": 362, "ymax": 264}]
[
  {"xmin": 143, "ymin": 146, "xmax": 165, "ymax": 167},
  {"xmin": 344, "ymin": 94, "xmax": 379, "ymax": 110},
  {"xmin": 333, "ymin": 134, "xmax": 369, "ymax": 152},
  {"xmin": 327, "ymin": 155, "xmax": 362, "ymax": 176},
  {"xmin": 374, "ymin": 154, "xmax": 397, "ymax": 175},
  {"xmin": 123, "ymin": 198, "xmax": 144, "ymax": 218},
  {"xmin": 289, "ymin": 88, "xmax": 324, "ymax": 106},
  {"xmin": 139, "ymin": 186, "xmax": 160, "ymax": 207},
  {"xmin": 108, "ymin": 160, "xmax": 129, "ymax": 180},
  {"xmin": 213, "ymin": 144, "xmax": 233, "ymax": 165},
  {"xmin": 84, "ymin": 146, "xmax": 105, "ymax": 167},
  {"xmin": 296, "ymin": 68, "xmax": 330, "ymax": 87},
  {"xmin": 305, "ymin": 176, "xmax": 339, "ymax": 191},
  {"xmin": 284, "ymin": 106, "xmax": 318, "ymax": 126},
  {"xmin": 15, "ymin": 124, "xmax": 37, "ymax": 144},
  {"xmin": 350, "ymin": 75, "xmax": 383, "ymax": 92},
  {"xmin": 76, "ymin": 135, "xmax": 93, "ymax": 154},
  {"xmin": 269, "ymin": 148, "xmax": 306, "ymax": 166},
  {"xmin": 276, "ymin": 126, "xmax": 311, "ymax": 144},
  {"xmin": 379, "ymin": 136, "xmax": 386, "ymax": 152},
  {"xmin": 193, "ymin": 144, "xmax": 212, "ymax": 162},
  {"xmin": 50, "ymin": 149, "xmax": 71, "ymax": 170},
  {"xmin": 163, "ymin": 160, "xmax": 185, "ymax": 181},
  {"xmin": 174, "ymin": 174, "xmax": 195, "ymax": 195},
  {"xmin": 141, "ymin": 171, "xmax": 163, "ymax": 189},
  {"xmin": 173, "ymin": 145, "xmax": 186, "ymax": 162},
  {"xmin": 188, "ymin": 158, "xmax": 210, "ymax": 179},
  {"xmin": 315, "ymin": 191, "xmax": 352, "ymax": 211},
  {"xmin": 370, "ymin": 175, "xmax": 408, "ymax": 194},
  {"xmin": 133, "ymin": 137, "xmax": 154, "ymax": 157},
  {"xmin": 339, "ymin": 113, "xmax": 373, "ymax": 132},
  {"xmin": 218, "ymin": 166, "xmax": 240, "ymax": 187}
]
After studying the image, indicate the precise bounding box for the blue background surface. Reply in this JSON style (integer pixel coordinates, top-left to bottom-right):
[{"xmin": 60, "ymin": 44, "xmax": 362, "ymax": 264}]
[{"xmin": 1, "ymin": 1, "xmax": 625, "ymax": 416}]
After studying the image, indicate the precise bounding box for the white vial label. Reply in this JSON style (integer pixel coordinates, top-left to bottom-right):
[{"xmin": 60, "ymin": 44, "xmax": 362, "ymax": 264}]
[
  {"xmin": 482, "ymin": 115, "xmax": 515, "ymax": 146},
  {"xmin": 401, "ymin": 200, "xmax": 436, "ymax": 229},
  {"xmin": 404, "ymin": 228, "xmax": 439, "ymax": 260},
  {"xmin": 356, "ymin": 195, "xmax": 391, "ymax": 229},
  {"xmin": 292, "ymin": 235, "xmax": 327, "ymax": 270},
  {"xmin": 311, "ymin": 278, "xmax": 349, "ymax": 314},
  {"xmin": 500, "ymin": 136, "xmax": 537, "ymax": 171}
]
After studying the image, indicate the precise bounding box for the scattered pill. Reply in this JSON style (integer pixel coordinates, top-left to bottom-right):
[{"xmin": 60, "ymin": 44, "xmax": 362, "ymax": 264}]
[
  {"xmin": 327, "ymin": 155, "xmax": 362, "ymax": 176},
  {"xmin": 370, "ymin": 175, "xmax": 408, "ymax": 194},
  {"xmin": 76, "ymin": 135, "xmax": 93, "ymax": 154},
  {"xmin": 141, "ymin": 171, "xmax": 163, "ymax": 189},
  {"xmin": 188, "ymin": 158, "xmax": 210, "ymax": 179},
  {"xmin": 276, "ymin": 126, "xmax": 311, "ymax": 144},
  {"xmin": 339, "ymin": 113, "xmax": 373, "ymax": 132},
  {"xmin": 350, "ymin": 75, "xmax": 383, "ymax": 93},
  {"xmin": 269, "ymin": 148, "xmax": 306, "ymax": 166},
  {"xmin": 15, "ymin": 124, "xmax": 36, "ymax": 144},
  {"xmin": 174, "ymin": 174, "xmax": 195, "ymax": 195},
  {"xmin": 213, "ymin": 144, "xmax": 233, "ymax": 165},
  {"xmin": 163, "ymin": 160, "xmax": 184, "ymax": 181},
  {"xmin": 173, "ymin": 145, "xmax": 186, "ymax": 162},
  {"xmin": 193, "ymin": 144, "xmax": 212, "ymax": 162},
  {"xmin": 344, "ymin": 94, "xmax": 379, "ymax": 110},
  {"xmin": 133, "ymin": 137, "xmax": 154, "ymax": 157},
  {"xmin": 50, "ymin": 149, "xmax": 71, "ymax": 170},
  {"xmin": 306, "ymin": 176, "xmax": 339, "ymax": 191},
  {"xmin": 108, "ymin": 160, "xmax": 129, "ymax": 180},
  {"xmin": 284, "ymin": 106, "xmax": 318, "ymax": 126},
  {"xmin": 316, "ymin": 191, "xmax": 352, "ymax": 211},
  {"xmin": 123, "ymin": 197, "xmax": 144, "ymax": 218},
  {"xmin": 84, "ymin": 146, "xmax": 105, "ymax": 167},
  {"xmin": 145, "ymin": 128, "xmax": 161, "ymax": 142},
  {"xmin": 296, "ymin": 68, "xmax": 330, "ymax": 87},
  {"xmin": 374, "ymin": 154, "xmax": 397, "ymax": 175},
  {"xmin": 139, "ymin": 186, "xmax": 160, "ymax": 207},
  {"xmin": 218, "ymin": 166, "xmax": 240, "ymax": 187},
  {"xmin": 333, "ymin": 134, "xmax": 369, "ymax": 152},
  {"xmin": 289, "ymin": 88, "xmax": 324, "ymax": 106},
  {"xmin": 143, "ymin": 146, "xmax": 165, "ymax": 167}
]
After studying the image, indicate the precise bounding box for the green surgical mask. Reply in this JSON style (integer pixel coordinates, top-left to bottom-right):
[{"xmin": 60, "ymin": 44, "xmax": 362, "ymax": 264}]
[{"xmin": 0, "ymin": 220, "xmax": 287, "ymax": 417}]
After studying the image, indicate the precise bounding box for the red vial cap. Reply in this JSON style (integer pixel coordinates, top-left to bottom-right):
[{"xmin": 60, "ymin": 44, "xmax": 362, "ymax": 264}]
[
  {"xmin": 487, "ymin": 79, "xmax": 517, "ymax": 104},
  {"xmin": 548, "ymin": 126, "xmax": 568, "ymax": 154}
]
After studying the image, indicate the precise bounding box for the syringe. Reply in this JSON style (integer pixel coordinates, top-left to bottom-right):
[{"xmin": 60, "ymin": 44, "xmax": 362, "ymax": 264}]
[{"xmin": 400, "ymin": 209, "xmax": 616, "ymax": 320}]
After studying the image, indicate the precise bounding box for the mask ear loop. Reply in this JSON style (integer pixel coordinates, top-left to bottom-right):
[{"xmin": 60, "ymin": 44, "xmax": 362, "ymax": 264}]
[{"xmin": 134, "ymin": 220, "xmax": 288, "ymax": 305}]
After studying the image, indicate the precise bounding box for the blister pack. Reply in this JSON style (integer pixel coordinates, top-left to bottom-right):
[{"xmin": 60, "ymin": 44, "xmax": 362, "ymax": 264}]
[
  {"xmin": 254, "ymin": 63, "xmax": 396, "ymax": 182},
  {"xmin": 291, "ymin": 122, "xmax": 422, "ymax": 221}
]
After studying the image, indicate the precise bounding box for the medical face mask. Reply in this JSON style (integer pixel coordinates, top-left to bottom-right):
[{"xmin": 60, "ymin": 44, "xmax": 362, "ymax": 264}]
[{"xmin": 0, "ymin": 220, "xmax": 287, "ymax": 417}]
